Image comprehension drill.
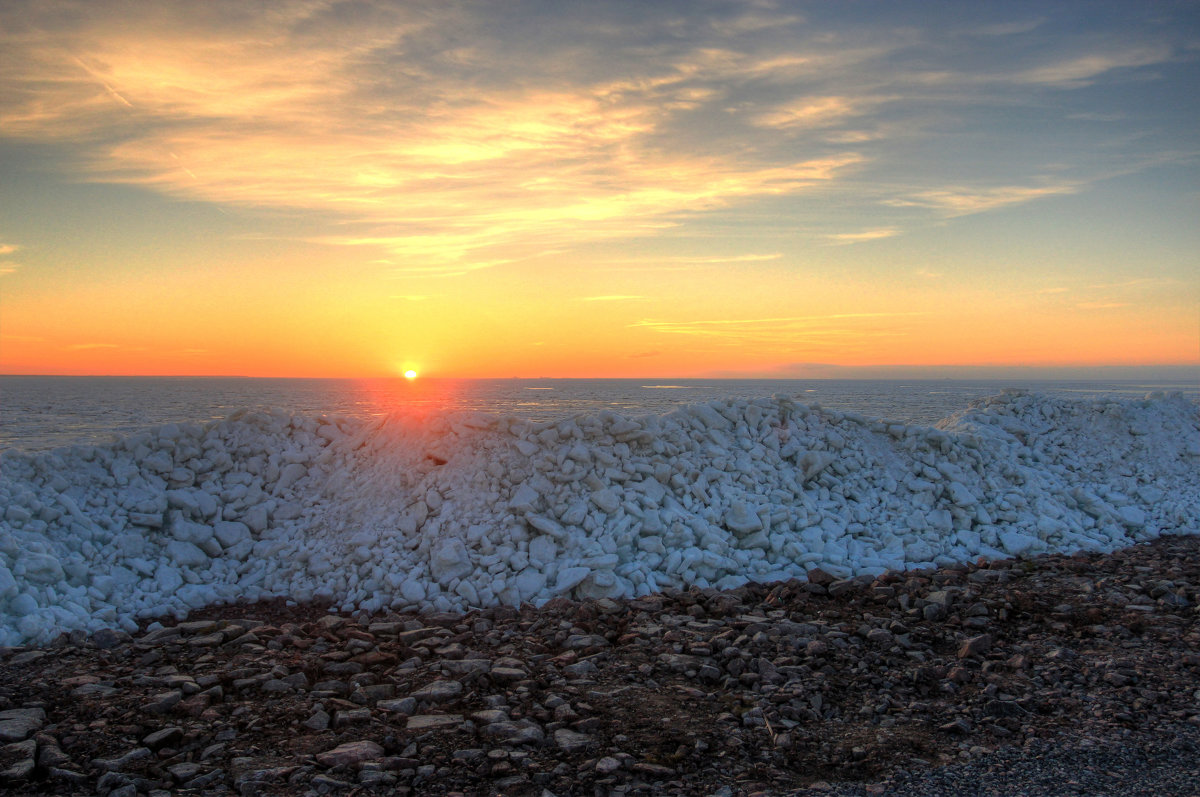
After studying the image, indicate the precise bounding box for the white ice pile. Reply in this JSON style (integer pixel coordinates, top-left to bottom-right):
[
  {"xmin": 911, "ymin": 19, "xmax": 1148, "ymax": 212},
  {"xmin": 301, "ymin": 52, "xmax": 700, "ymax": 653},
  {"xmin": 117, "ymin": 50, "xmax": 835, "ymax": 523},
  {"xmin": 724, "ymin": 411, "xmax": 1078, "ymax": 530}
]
[{"xmin": 1, "ymin": 391, "xmax": 1198, "ymax": 646}]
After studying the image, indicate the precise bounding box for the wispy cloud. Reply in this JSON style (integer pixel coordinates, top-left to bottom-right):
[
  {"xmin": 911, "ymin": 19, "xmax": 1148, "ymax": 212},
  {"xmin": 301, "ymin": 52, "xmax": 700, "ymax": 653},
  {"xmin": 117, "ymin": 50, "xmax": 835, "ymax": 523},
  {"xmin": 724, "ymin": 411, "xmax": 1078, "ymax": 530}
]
[
  {"xmin": 0, "ymin": 0, "xmax": 1186, "ymax": 280},
  {"xmin": 1016, "ymin": 46, "xmax": 1172, "ymax": 88},
  {"xmin": 887, "ymin": 183, "xmax": 1079, "ymax": 216},
  {"xmin": 824, "ymin": 227, "xmax": 899, "ymax": 245},
  {"xmin": 65, "ymin": 342, "xmax": 120, "ymax": 350},
  {"xmin": 753, "ymin": 96, "xmax": 864, "ymax": 130},
  {"xmin": 0, "ymin": 243, "xmax": 18, "ymax": 256},
  {"xmin": 0, "ymin": 262, "xmax": 18, "ymax": 276}
]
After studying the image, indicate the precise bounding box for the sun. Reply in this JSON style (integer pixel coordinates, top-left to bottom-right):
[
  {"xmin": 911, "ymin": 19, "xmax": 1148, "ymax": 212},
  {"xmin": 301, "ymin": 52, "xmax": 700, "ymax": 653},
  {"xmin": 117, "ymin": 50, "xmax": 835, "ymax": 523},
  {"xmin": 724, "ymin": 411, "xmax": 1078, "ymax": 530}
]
[{"xmin": 403, "ymin": 369, "xmax": 418, "ymax": 380}]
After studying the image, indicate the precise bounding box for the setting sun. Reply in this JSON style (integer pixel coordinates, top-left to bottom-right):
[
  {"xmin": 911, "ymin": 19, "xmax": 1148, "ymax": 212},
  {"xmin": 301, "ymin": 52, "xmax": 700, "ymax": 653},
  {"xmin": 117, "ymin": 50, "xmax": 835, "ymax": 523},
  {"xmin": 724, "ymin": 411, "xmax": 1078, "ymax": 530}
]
[{"xmin": 404, "ymin": 369, "xmax": 418, "ymax": 380}]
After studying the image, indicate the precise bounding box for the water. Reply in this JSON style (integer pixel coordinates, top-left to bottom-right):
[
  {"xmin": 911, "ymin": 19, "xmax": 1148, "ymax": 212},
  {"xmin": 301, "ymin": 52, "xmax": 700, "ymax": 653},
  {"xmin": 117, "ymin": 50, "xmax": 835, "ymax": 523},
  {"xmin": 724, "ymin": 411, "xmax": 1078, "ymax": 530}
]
[{"xmin": 2, "ymin": 375, "xmax": 1196, "ymax": 453}]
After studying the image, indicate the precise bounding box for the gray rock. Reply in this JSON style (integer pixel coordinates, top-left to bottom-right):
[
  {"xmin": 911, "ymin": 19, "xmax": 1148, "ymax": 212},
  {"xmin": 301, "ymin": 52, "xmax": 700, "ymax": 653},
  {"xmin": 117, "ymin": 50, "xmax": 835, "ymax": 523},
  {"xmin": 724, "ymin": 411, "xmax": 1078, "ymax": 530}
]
[
  {"xmin": 378, "ymin": 697, "xmax": 418, "ymax": 715},
  {"xmin": 303, "ymin": 710, "xmax": 331, "ymax": 731},
  {"xmin": 142, "ymin": 726, "xmax": 184, "ymax": 750},
  {"xmin": 406, "ymin": 714, "xmax": 463, "ymax": 731},
  {"xmin": 315, "ymin": 740, "xmax": 384, "ymax": 768},
  {"xmin": 553, "ymin": 728, "xmax": 593, "ymax": 752},
  {"xmin": 482, "ymin": 720, "xmax": 545, "ymax": 745},
  {"xmin": 0, "ymin": 738, "xmax": 37, "ymax": 782},
  {"xmin": 0, "ymin": 708, "xmax": 45, "ymax": 743},
  {"xmin": 411, "ymin": 679, "xmax": 463, "ymax": 703}
]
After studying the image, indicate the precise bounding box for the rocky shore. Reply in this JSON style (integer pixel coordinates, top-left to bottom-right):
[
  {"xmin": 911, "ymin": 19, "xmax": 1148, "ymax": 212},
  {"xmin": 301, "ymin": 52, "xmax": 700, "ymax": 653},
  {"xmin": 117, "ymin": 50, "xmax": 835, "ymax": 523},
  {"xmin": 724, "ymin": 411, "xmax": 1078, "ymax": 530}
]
[{"xmin": 2, "ymin": 534, "xmax": 1198, "ymax": 796}]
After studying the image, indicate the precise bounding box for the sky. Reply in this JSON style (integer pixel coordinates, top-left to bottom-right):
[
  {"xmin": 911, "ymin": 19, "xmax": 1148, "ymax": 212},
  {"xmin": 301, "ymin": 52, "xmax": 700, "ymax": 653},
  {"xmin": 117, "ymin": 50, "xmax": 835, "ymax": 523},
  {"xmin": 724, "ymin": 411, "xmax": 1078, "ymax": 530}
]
[{"xmin": 0, "ymin": 0, "xmax": 1197, "ymax": 379}]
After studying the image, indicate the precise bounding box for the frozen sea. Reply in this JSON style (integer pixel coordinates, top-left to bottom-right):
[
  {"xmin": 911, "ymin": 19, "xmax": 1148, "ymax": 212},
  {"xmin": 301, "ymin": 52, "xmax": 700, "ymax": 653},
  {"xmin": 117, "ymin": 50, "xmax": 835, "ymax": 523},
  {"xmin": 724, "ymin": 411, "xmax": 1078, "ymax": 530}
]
[
  {"xmin": 2, "ymin": 375, "xmax": 1196, "ymax": 452},
  {"xmin": 0, "ymin": 375, "xmax": 1198, "ymax": 645}
]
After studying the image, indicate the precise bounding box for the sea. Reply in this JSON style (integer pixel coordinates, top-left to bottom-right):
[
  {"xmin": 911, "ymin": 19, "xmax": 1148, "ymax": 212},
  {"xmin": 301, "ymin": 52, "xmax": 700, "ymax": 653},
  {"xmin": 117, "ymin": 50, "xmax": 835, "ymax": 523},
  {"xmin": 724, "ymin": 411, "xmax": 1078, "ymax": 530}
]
[{"xmin": 2, "ymin": 376, "xmax": 1196, "ymax": 454}]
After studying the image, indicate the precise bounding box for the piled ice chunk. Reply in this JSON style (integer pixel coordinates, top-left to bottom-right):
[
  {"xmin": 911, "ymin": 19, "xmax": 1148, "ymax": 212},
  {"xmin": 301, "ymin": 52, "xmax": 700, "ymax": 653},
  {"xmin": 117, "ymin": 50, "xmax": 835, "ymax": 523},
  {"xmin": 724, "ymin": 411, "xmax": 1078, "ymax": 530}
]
[{"xmin": 1, "ymin": 391, "xmax": 1197, "ymax": 646}]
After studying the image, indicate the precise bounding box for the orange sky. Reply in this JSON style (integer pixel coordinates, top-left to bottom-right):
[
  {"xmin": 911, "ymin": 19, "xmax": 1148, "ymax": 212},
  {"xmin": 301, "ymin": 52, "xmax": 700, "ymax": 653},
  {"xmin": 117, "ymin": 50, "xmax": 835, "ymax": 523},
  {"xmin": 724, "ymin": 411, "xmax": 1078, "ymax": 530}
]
[{"xmin": 1, "ymin": 1, "xmax": 1197, "ymax": 378}]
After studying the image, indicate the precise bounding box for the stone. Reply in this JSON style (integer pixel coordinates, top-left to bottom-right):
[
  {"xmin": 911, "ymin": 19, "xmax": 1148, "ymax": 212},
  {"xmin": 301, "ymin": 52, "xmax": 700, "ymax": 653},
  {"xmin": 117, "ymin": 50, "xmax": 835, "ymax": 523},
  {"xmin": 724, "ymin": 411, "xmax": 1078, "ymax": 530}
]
[
  {"xmin": 0, "ymin": 708, "xmax": 45, "ymax": 743},
  {"xmin": 553, "ymin": 728, "xmax": 592, "ymax": 752},
  {"xmin": 92, "ymin": 628, "xmax": 131, "ymax": 649},
  {"xmin": 378, "ymin": 697, "xmax": 418, "ymax": 715},
  {"xmin": 302, "ymin": 710, "xmax": 331, "ymax": 731},
  {"xmin": 481, "ymin": 720, "xmax": 545, "ymax": 745},
  {"xmin": 0, "ymin": 738, "xmax": 37, "ymax": 782},
  {"xmin": 957, "ymin": 634, "xmax": 993, "ymax": 659},
  {"xmin": 405, "ymin": 714, "xmax": 463, "ymax": 731},
  {"xmin": 143, "ymin": 690, "xmax": 184, "ymax": 715},
  {"xmin": 142, "ymin": 727, "xmax": 184, "ymax": 750},
  {"xmin": 411, "ymin": 680, "xmax": 463, "ymax": 703},
  {"xmin": 333, "ymin": 708, "xmax": 371, "ymax": 728},
  {"xmin": 315, "ymin": 740, "xmax": 384, "ymax": 768}
]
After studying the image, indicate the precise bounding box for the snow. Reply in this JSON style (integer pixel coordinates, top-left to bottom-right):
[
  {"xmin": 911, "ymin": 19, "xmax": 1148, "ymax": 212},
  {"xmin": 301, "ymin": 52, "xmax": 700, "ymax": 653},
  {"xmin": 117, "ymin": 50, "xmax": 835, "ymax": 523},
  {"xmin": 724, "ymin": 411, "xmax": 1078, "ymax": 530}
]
[{"xmin": 0, "ymin": 390, "xmax": 1197, "ymax": 647}]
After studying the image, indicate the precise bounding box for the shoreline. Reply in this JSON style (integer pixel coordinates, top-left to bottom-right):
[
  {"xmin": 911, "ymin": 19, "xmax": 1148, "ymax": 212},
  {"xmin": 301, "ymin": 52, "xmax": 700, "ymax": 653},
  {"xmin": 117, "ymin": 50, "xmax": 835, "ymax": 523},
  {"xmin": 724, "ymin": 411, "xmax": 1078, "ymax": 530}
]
[{"xmin": 2, "ymin": 534, "xmax": 1197, "ymax": 795}]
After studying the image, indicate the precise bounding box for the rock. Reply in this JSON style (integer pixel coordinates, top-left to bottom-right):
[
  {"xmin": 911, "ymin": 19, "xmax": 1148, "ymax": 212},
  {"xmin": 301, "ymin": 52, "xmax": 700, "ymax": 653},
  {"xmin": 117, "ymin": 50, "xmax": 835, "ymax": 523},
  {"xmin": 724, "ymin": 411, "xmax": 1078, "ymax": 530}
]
[
  {"xmin": 142, "ymin": 690, "xmax": 184, "ymax": 715},
  {"xmin": 167, "ymin": 761, "xmax": 204, "ymax": 783},
  {"xmin": 553, "ymin": 728, "xmax": 592, "ymax": 752},
  {"xmin": 92, "ymin": 746, "xmax": 152, "ymax": 771},
  {"xmin": 302, "ymin": 710, "xmax": 331, "ymax": 731},
  {"xmin": 315, "ymin": 740, "xmax": 385, "ymax": 768},
  {"xmin": 411, "ymin": 680, "xmax": 464, "ymax": 703},
  {"xmin": 482, "ymin": 720, "xmax": 545, "ymax": 745},
  {"xmin": 0, "ymin": 738, "xmax": 37, "ymax": 782},
  {"xmin": 0, "ymin": 708, "xmax": 45, "ymax": 743},
  {"xmin": 92, "ymin": 628, "xmax": 130, "ymax": 649},
  {"xmin": 378, "ymin": 697, "xmax": 419, "ymax": 715},
  {"xmin": 406, "ymin": 714, "xmax": 463, "ymax": 731},
  {"xmin": 333, "ymin": 708, "xmax": 371, "ymax": 728},
  {"xmin": 490, "ymin": 666, "xmax": 528, "ymax": 683},
  {"xmin": 957, "ymin": 634, "xmax": 993, "ymax": 659},
  {"xmin": 142, "ymin": 727, "xmax": 184, "ymax": 750}
]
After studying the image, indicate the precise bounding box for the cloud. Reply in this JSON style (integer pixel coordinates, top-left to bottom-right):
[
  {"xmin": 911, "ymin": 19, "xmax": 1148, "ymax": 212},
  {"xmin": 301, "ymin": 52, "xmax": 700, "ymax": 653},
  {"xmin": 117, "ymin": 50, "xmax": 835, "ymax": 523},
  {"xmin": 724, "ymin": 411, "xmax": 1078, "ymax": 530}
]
[
  {"xmin": 0, "ymin": 3, "xmax": 874, "ymax": 274},
  {"xmin": 1077, "ymin": 302, "xmax": 1129, "ymax": 310},
  {"xmin": 580, "ymin": 295, "xmax": 646, "ymax": 302},
  {"xmin": 0, "ymin": 262, "xmax": 18, "ymax": 276},
  {"xmin": 824, "ymin": 227, "xmax": 899, "ymax": 245},
  {"xmin": 753, "ymin": 96, "xmax": 863, "ymax": 130},
  {"xmin": 968, "ymin": 20, "xmax": 1045, "ymax": 37},
  {"xmin": 598, "ymin": 253, "xmax": 783, "ymax": 271},
  {"xmin": 0, "ymin": 0, "xmax": 1187, "ymax": 273},
  {"xmin": 65, "ymin": 342, "xmax": 119, "ymax": 350},
  {"xmin": 0, "ymin": 243, "xmax": 18, "ymax": 256},
  {"xmin": 887, "ymin": 183, "xmax": 1078, "ymax": 216},
  {"xmin": 1016, "ymin": 46, "xmax": 1172, "ymax": 88}
]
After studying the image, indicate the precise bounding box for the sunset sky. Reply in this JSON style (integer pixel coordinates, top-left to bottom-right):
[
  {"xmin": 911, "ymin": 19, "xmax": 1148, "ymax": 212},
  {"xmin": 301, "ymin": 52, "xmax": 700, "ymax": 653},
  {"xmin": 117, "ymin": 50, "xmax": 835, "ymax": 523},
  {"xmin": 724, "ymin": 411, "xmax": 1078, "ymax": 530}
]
[{"xmin": 1, "ymin": 1, "xmax": 1197, "ymax": 378}]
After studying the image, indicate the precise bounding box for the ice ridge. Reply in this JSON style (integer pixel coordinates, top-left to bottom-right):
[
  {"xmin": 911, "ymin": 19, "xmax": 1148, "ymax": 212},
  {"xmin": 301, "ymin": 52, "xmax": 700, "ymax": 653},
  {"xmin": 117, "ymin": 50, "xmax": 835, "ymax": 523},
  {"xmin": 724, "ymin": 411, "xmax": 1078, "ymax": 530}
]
[{"xmin": 1, "ymin": 390, "xmax": 1197, "ymax": 646}]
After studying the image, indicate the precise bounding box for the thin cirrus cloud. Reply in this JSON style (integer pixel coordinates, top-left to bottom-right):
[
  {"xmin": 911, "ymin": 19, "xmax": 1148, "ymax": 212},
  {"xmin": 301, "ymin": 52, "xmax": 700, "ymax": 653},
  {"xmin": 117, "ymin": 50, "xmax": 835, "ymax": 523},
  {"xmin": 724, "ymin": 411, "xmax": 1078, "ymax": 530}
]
[
  {"xmin": 887, "ymin": 184, "xmax": 1080, "ymax": 217},
  {"xmin": 823, "ymin": 227, "xmax": 900, "ymax": 245},
  {"xmin": 0, "ymin": 3, "xmax": 873, "ymax": 274},
  {"xmin": 0, "ymin": 0, "xmax": 1188, "ymax": 282}
]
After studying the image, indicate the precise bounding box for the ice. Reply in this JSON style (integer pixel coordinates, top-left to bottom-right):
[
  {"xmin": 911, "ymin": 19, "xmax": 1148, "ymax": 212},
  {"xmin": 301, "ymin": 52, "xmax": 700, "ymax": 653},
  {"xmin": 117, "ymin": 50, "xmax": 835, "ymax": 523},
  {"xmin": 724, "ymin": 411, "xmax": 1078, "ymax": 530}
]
[{"xmin": 0, "ymin": 391, "xmax": 1197, "ymax": 646}]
